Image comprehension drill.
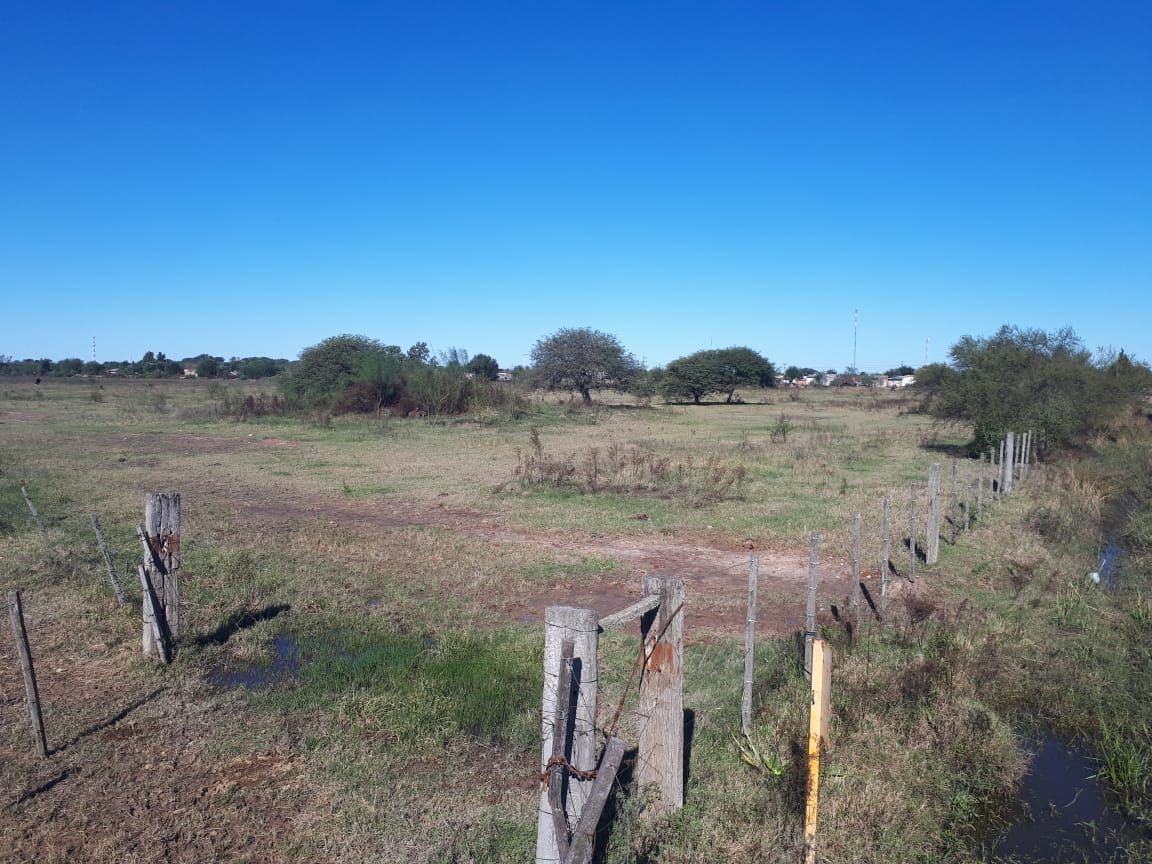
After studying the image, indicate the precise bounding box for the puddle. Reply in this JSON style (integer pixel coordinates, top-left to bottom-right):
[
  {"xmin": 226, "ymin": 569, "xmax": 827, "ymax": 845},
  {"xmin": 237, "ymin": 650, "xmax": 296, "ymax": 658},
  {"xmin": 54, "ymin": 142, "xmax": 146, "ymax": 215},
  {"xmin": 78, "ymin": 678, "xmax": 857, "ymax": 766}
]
[
  {"xmin": 987, "ymin": 734, "xmax": 1143, "ymax": 863},
  {"xmin": 208, "ymin": 633, "xmax": 301, "ymax": 690}
]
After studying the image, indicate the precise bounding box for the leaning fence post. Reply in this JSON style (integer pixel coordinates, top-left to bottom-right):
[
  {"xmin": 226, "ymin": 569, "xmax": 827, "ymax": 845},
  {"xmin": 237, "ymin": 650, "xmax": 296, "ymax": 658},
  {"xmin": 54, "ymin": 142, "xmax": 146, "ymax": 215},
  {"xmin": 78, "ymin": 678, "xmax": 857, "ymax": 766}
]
[
  {"xmin": 638, "ymin": 575, "xmax": 685, "ymax": 817},
  {"xmin": 91, "ymin": 516, "xmax": 126, "ymax": 606},
  {"xmin": 536, "ymin": 606, "xmax": 599, "ymax": 864},
  {"xmin": 741, "ymin": 554, "xmax": 759, "ymax": 737},
  {"xmin": 566, "ymin": 736, "xmax": 628, "ymax": 864},
  {"xmin": 8, "ymin": 591, "xmax": 49, "ymax": 757}
]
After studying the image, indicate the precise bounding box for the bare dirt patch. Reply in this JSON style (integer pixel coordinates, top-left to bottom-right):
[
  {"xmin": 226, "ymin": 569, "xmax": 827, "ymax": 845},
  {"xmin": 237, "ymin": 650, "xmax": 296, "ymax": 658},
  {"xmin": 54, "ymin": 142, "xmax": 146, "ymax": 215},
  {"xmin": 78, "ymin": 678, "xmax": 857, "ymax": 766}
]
[{"xmin": 237, "ymin": 494, "xmax": 860, "ymax": 639}]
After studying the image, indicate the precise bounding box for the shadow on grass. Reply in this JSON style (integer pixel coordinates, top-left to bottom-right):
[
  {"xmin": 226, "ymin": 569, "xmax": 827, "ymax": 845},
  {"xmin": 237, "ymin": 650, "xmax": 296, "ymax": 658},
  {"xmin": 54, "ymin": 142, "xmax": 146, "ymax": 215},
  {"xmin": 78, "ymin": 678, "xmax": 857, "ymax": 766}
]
[
  {"xmin": 53, "ymin": 687, "xmax": 168, "ymax": 755},
  {"xmin": 194, "ymin": 604, "xmax": 291, "ymax": 647}
]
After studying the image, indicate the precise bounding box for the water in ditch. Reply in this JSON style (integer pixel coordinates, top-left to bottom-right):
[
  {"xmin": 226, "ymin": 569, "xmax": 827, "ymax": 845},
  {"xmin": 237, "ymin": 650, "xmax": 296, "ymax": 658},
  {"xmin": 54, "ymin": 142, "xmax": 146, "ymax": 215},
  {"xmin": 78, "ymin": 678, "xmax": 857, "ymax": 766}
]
[{"xmin": 984, "ymin": 734, "xmax": 1147, "ymax": 863}]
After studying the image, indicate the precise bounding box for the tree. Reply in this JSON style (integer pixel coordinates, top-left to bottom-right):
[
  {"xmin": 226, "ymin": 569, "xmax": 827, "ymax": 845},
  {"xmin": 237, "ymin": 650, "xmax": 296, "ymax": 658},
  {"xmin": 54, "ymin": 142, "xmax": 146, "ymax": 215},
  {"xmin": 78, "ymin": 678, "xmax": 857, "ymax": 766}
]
[
  {"xmin": 196, "ymin": 356, "xmax": 222, "ymax": 378},
  {"xmin": 928, "ymin": 325, "xmax": 1150, "ymax": 453},
  {"xmin": 784, "ymin": 365, "xmax": 817, "ymax": 381},
  {"xmin": 406, "ymin": 342, "xmax": 431, "ymax": 364},
  {"xmin": 466, "ymin": 353, "xmax": 500, "ymax": 381},
  {"xmin": 661, "ymin": 347, "xmax": 776, "ymax": 404},
  {"xmin": 279, "ymin": 335, "xmax": 387, "ymax": 404},
  {"xmin": 530, "ymin": 327, "xmax": 641, "ymax": 403}
]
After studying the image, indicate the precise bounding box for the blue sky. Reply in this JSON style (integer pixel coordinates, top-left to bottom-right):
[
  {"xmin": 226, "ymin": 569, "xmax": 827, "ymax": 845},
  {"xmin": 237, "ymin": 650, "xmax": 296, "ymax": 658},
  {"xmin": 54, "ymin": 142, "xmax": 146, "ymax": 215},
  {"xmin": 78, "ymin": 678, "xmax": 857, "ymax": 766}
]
[{"xmin": 2, "ymin": 1, "xmax": 1149, "ymax": 373}]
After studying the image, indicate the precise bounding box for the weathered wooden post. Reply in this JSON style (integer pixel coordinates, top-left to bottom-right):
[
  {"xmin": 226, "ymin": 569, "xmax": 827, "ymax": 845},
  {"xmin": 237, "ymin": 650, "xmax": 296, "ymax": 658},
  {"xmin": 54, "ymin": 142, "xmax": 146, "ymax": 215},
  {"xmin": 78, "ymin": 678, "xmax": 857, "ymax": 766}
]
[
  {"xmin": 950, "ymin": 462, "xmax": 959, "ymax": 543},
  {"xmin": 1002, "ymin": 432, "xmax": 1015, "ymax": 495},
  {"xmin": 926, "ymin": 463, "xmax": 942, "ymax": 565},
  {"xmin": 140, "ymin": 492, "xmax": 181, "ymax": 659},
  {"xmin": 977, "ymin": 453, "xmax": 985, "ymax": 522},
  {"xmin": 908, "ymin": 484, "xmax": 917, "ymax": 583},
  {"xmin": 995, "ymin": 442, "xmax": 1003, "ymax": 498},
  {"xmin": 8, "ymin": 591, "xmax": 49, "ymax": 757},
  {"xmin": 880, "ymin": 496, "xmax": 890, "ymax": 614},
  {"xmin": 850, "ymin": 513, "xmax": 861, "ymax": 624},
  {"xmin": 964, "ymin": 470, "xmax": 973, "ymax": 532},
  {"xmin": 537, "ymin": 606, "xmax": 599, "ymax": 863},
  {"xmin": 742, "ymin": 554, "xmax": 759, "ymax": 738},
  {"xmin": 91, "ymin": 515, "xmax": 126, "ymax": 606},
  {"xmin": 805, "ymin": 532, "xmax": 819, "ymax": 678},
  {"xmin": 638, "ymin": 575, "xmax": 685, "ymax": 817},
  {"xmin": 565, "ymin": 736, "xmax": 627, "ymax": 864}
]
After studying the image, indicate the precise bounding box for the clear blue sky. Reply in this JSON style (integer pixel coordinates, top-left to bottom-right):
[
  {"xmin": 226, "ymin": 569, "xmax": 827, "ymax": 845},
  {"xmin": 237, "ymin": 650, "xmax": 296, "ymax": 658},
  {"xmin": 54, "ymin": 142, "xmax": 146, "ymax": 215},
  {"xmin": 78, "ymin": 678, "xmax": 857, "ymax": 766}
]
[{"xmin": 2, "ymin": 1, "xmax": 1149, "ymax": 373}]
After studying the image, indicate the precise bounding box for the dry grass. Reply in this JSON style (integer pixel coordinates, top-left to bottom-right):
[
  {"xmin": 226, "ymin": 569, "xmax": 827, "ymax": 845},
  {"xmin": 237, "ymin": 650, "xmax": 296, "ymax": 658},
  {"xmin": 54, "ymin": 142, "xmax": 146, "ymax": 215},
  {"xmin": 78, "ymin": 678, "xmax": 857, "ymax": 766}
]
[{"xmin": 4, "ymin": 378, "xmax": 1151, "ymax": 862}]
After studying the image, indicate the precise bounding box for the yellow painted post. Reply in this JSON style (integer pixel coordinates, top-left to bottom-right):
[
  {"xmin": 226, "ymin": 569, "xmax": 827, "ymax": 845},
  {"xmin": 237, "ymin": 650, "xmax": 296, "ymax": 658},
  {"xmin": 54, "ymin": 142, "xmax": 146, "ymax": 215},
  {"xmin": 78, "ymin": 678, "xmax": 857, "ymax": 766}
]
[{"xmin": 804, "ymin": 638, "xmax": 831, "ymax": 864}]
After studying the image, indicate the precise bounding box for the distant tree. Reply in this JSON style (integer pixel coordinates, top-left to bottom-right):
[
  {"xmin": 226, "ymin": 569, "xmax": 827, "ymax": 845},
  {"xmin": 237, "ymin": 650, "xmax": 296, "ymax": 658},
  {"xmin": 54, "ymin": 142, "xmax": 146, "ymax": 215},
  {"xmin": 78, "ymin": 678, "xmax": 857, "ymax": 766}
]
[
  {"xmin": 57, "ymin": 358, "xmax": 84, "ymax": 376},
  {"xmin": 196, "ymin": 357, "xmax": 222, "ymax": 378},
  {"xmin": 885, "ymin": 365, "xmax": 916, "ymax": 377},
  {"xmin": 530, "ymin": 327, "xmax": 641, "ymax": 404},
  {"xmin": 466, "ymin": 353, "xmax": 499, "ymax": 381},
  {"xmin": 928, "ymin": 325, "xmax": 1150, "ymax": 453},
  {"xmin": 142, "ymin": 351, "xmax": 156, "ymax": 364},
  {"xmin": 662, "ymin": 347, "xmax": 775, "ymax": 404},
  {"xmin": 783, "ymin": 365, "xmax": 817, "ymax": 381},
  {"xmin": 440, "ymin": 347, "xmax": 470, "ymax": 368},
  {"xmin": 237, "ymin": 357, "xmax": 282, "ymax": 379},
  {"xmin": 82, "ymin": 361, "xmax": 104, "ymax": 376},
  {"xmin": 407, "ymin": 342, "xmax": 431, "ymax": 364},
  {"xmin": 280, "ymin": 335, "xmax": 386, "ymax": 404}
]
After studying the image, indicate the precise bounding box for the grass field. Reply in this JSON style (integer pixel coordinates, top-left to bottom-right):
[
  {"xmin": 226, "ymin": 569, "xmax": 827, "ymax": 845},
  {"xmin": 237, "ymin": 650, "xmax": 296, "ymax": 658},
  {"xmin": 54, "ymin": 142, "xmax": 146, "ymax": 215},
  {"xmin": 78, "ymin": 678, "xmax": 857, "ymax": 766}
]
[{"xmin": 1, "ymin": 377, "xmax": 1150, "ymax": 863}]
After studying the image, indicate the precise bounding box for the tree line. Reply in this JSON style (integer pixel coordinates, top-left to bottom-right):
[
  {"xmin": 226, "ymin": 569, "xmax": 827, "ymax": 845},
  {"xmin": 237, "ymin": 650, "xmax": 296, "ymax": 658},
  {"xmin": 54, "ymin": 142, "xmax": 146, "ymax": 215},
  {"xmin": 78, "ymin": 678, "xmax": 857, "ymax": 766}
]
[
  {"xmin": 0, "ymin": 352, "xmax": 289, "ymax": 380},
  {"xmin": 7, "ymin": 324, "xmax": 1149, "ymax": 455}
]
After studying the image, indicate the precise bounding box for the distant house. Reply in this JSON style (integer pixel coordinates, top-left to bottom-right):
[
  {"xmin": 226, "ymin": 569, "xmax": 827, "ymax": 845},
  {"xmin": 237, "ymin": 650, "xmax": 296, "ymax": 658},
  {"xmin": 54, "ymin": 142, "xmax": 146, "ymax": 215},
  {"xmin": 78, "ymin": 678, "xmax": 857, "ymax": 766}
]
[
  {"xmin": 182, "ymin": 368, "xmax": 198, "ymax": 378},
  {"xmin": 496, "ymin": 371, "xmax": 513, "ymax": 382},
  {"xmin": 883, "ymin": 375, "xmax": 915, "ymax": 389}
]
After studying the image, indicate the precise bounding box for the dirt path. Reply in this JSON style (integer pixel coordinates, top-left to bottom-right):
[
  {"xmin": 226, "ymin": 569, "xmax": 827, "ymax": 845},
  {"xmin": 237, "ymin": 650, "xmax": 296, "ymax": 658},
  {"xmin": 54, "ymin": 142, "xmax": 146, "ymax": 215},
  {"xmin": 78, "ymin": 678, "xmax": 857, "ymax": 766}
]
[{"xmin": 238, "ymin": 496, "xmax": 860, "ymax": 638}]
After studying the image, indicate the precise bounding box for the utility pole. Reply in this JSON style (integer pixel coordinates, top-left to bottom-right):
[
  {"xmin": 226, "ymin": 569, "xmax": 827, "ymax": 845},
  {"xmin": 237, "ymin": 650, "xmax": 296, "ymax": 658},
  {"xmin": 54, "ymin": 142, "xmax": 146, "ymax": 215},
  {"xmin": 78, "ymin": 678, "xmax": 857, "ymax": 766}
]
[{"xmin": 852, "ymin": 309, "xmax": 858, "ymax": 373}]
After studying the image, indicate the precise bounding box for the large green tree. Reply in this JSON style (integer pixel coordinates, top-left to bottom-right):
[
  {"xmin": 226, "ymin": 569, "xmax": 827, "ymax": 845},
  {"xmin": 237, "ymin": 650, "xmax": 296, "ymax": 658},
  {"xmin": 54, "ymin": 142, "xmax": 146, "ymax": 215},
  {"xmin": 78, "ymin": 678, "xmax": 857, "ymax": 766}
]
[
  {"xmin": 661, "ymin": 347, "xmax": 776, "ymax": 404},
  {"xmin": 929, "ymin": 325, "xmax": 1150, "ymax": 453},
  {"xmin": 280, "ymin": 335, "xmax": 388, "ymax": 404},
  {"xmin": 530, "ymin": 327, "xmax": 641, "ymax": 403}
]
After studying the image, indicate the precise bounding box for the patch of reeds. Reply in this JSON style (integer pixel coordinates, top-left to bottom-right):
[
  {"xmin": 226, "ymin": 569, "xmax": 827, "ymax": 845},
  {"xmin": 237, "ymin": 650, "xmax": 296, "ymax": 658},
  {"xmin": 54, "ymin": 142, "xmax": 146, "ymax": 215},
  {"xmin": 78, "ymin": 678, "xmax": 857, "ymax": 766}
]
[{"xmin": 508, "ymin": 427, "xmax": 748, "ymax": 505}]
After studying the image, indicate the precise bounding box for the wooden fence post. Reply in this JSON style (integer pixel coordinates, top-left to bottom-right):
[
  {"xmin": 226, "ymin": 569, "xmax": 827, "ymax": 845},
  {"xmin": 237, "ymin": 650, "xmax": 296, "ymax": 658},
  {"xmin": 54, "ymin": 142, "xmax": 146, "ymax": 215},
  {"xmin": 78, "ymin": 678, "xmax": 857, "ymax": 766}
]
[
  {"xmin": 91, "ymin": 515, "xmax": 126, "ymax": 606},
  {"xmin": 140, "ymin": 493, "xmax": 181, "ymax": 658},
  {"xmin": 1005, "ymin": 432, "xmax": 1017, "ymax": 495},
  {"xmin": 8, "ymin": 591, "xmax": 49, "ymax": 757},
  {"xmin": 566, "ymin": 736, "xmax": 627, "ymax": 864},
  {"xmin": 880, "ymin": 496, "xmax": 890, "ymax": 614},
  {"xmin": 850, "ymin": 513, "xmax": 861, "ymax": 624},
  {"xmin": 805, "ymin": 533, "xmax": 819, "ymax": 678},
  {"xmin": 996, "ymin": 442, "xmax": 1004, "ymax": 498},
  {"xmin": 950, "ymin": 462, "xmax": 959, "ymax": 544},
  {"xmin": 964, "ymin": 470, "xmax": 972, "ymax": 532},
  {"xmin": 638, "ymin": 575, "xmax": 685, "ymax": 817},
  {"xmin": 977, "ymin": 453, "xmax": 985, "ymax": 522},
  {"xmin": 908, "ymin": 484, "xmax": 917, "ymax": 583},
  {"xmin": 926, "ymin": 463, "xmax": 941, "ymax": 565},
  {"xmin": 742, "ymin": 554, "xmax": 759, "ymax": 737},
  {"xmin": 537, "ymin": 606, "xmax": 599, "ymax": 864}
]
